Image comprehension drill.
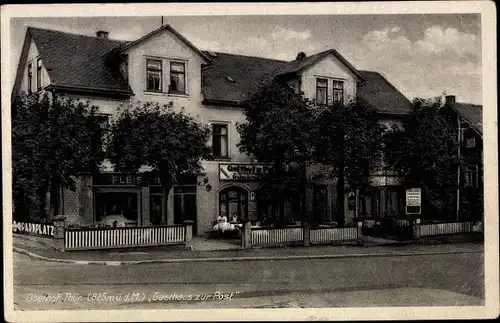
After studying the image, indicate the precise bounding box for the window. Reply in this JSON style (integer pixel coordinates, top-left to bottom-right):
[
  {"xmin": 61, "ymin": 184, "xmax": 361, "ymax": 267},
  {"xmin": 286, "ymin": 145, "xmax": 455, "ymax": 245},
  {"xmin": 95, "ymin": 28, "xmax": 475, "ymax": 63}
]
[
  {"xmin": 316, "ymin": 78, "xmax": 328, "ymax": 105},
  {"xmin": 36, "ymin": 58, "xmax": 42, "ymax": 90},
  {"xmin": 146, "ymin": 59, "xmax": 162, "ymax": 91},
  {"xmin": 169, "ymin": 62, "xmax": 186, "ymax": 94},
  {"xmin": 90, "ymin": 115, "xmax": 110, "ymax": 153},
  {"xmin": 212, "ymin": 124, "xmax": 228, "ymax": 158},
  {"xmin": 466, "ymin": 137, "xmax": 476, "ymax": 148},
  {"xmin": 333, "ymin": 80, "xmax": 344, "ymax": 104},
  {"xmin": 27, "ymin": 63, "xmax": 32, "ymax": 94},
  {"xmin": 465, "ymin": 165, "xmax": 479, "ymax": 188}
]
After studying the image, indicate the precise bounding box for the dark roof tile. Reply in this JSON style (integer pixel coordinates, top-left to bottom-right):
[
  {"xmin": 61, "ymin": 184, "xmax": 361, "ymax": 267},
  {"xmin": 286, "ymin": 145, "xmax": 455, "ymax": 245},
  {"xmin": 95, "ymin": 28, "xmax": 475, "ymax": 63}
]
[{"xmin": 454, "ymin": 102, "xmax": 483, "ymax": 134}]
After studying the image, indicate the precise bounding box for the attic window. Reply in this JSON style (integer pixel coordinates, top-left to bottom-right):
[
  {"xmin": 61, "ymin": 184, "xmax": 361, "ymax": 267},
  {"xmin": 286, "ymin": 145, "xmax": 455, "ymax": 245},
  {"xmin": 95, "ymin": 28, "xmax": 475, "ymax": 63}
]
[{"xmin": 226, "ymin": 76, "xmax": 236, "ymax": 83}]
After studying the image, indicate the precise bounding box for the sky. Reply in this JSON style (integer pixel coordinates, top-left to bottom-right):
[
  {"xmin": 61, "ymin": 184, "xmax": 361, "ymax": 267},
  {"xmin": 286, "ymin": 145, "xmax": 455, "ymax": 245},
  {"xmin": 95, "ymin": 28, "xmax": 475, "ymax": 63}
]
[{"xmin": 10, "ymin": 14, "xmax": 482, "ymax": 104}]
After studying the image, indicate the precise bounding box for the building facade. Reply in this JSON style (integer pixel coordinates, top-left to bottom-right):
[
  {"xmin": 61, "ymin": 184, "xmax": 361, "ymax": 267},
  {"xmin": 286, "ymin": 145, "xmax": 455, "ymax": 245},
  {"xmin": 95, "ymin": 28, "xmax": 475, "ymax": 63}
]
[{"xmin": 12, "ymin": 24, "xmax": 412, "ymax": 235}]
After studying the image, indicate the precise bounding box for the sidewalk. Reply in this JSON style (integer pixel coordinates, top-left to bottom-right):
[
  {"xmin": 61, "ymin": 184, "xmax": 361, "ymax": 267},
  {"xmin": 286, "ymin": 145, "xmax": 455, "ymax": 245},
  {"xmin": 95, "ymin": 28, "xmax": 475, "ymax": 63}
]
[{"xmin": 12, "ymin": 233, "xmax": 483, "ymax": 265}]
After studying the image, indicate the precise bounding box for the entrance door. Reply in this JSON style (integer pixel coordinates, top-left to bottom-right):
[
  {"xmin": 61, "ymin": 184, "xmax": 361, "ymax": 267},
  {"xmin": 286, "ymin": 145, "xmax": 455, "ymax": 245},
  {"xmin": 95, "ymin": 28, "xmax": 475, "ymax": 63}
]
[
  {"xmin": 174, "ymin": 186, "xmax": 197, "ymax": 235},
  {"xmin": 219, "ymin": 186, "xmax": 248, "ymax": 221},
  {"xmin": 313, "ymin": 185, "xmax": 328, "ymax": 223}
]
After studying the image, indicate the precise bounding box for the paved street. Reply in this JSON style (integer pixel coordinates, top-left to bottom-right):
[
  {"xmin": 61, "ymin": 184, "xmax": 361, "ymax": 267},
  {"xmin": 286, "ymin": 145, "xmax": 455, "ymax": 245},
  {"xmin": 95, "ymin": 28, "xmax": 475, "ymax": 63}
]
[{"xmin": 12, "ymin": 247, "xmax": 484, "ymax": 310}]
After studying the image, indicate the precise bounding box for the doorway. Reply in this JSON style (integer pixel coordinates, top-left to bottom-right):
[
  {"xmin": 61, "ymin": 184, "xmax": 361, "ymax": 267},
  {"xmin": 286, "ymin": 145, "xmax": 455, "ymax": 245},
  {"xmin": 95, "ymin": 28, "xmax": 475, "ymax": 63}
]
[
  {"xmin": 219, "ymin": 186, "xmax": 248, "ymax": 222},
  {"xmin": 173, "ymin": 185, "xmax": 198, "ymax": 235}
]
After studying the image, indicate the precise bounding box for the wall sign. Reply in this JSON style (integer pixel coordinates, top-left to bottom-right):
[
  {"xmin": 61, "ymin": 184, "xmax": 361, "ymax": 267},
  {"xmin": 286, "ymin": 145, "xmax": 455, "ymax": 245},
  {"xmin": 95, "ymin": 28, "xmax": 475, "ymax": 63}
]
[
  {"xmin": 405, "ymin": 188, "xmax": 422, "ymax": 214},
  {"xmin": 219, "ymin": 163, "xmax": 272, "ymax": 181},
  {"xmin": 13, "ymin": 221, "xmax": 54, "ymax": 236}
]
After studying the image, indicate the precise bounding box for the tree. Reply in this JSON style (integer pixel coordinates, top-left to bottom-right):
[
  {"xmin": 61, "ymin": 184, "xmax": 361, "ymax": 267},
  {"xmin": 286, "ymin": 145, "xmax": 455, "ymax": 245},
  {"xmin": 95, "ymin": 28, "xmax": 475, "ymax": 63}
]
[
  {"xmin": 237, "ymin": 79, "xmax": 316, "ymax": 225},
  {"xmin": 12, "ymin": 93, "xmax": 104, "ymax": 222},
  {"xmin": 107, "ymin": 101, "xmax": 211, "ymax": 221},
  {"xmin": 313, "ymin": 99, "xmax": 385, "ymax": 227},
  {"xmin": 384, "ymin": 97, "xmax": 464, "ymax": 220}
]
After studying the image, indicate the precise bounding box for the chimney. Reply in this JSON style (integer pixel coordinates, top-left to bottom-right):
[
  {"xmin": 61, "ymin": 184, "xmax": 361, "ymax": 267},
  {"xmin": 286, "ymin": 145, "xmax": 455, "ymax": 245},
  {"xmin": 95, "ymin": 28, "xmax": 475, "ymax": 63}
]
[
  {"xmin": 96, "ymin": 30, "xmax": 109, "ymax": 39},
  {"xmin": 296, "ymin": 52, "xmax": 307, "ymax": 60},
  {"xmin": 445, "ymin": 95, "xmax": 456, "ymax": 105}
]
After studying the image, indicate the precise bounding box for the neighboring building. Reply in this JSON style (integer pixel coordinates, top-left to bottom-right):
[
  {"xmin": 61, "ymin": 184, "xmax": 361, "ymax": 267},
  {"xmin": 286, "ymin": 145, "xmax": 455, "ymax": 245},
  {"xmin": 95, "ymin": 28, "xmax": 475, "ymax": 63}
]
[
  {"xmin": 444, "ymin": 95, "xmax": 483, "ymax": 221},
  {"xmin": 12, "ymin": 24, "xmax": 412, "ymax": 235}
]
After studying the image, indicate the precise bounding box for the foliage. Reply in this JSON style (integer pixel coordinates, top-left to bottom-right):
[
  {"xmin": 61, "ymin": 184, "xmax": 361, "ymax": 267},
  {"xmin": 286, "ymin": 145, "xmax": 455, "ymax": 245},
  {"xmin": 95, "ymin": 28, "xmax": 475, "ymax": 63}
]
[
  {"xmin": 236, "ymin": 80, "xmax": 316, "ymax": 220},
  {"xmin": 313, "ymin": 99, "xmax": 385, "ymax": 226},
  {"xmin": 107, "ymin": 101, "xmax": 211, "ymax": 190},
  {"xmin": 12, "ymin": 93, "xmax": 103, "ymax": 221},
  {"xmin": 384, "ymin": 97, "xmax": 464, "ymax": 218}
]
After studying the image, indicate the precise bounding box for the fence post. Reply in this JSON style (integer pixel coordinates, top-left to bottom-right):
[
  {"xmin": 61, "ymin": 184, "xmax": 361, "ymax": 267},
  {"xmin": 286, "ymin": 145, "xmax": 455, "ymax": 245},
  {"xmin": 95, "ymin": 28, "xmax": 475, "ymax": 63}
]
[
  {"xmin": 183, "ymin": 220, "xmax": 194, "ymax": 250},
  {"xmin": 303, "ymin": 222, "xmax": 311, "ymax": 247},
  {"xmin": 357, "ymin": 221, "xmax": 363, "ymax": 245},
  {"xmin": 53, "ymin": 215, "xmax": 66, "ymax": 252},
  {"xmin": 413, "ymin": 218, "xmax": 421, "ymax": 239},
  {"xmin": 242, "ymin": 219, "xmax": 252, "ymax": 249}
]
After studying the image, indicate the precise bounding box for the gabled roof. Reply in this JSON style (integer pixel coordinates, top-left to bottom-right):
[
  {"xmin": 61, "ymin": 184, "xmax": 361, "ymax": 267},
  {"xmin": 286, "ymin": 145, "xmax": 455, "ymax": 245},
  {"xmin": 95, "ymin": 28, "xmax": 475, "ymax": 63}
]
[
  {"xmin": 201, "ymin": 52, "xmax": 287, "ymax": 104},
  {"xmin": 275, "ymin": 49, "xmax": 365, "ymax": 81},
  {"xmin": 201, "ymin": 52, "xmax": 411, "ymax": 114},
  {"xmin": 118, "ymin": 24, "xmax": 211, "ymax": 63},
  {"xmin": 21, "ymin": 27, "xmax": 132, "ymax": 95},
  {"xmin": 453, "ymin": 102, "xmax": 483, "ymax": 135},
  {"xmin": 357, "ymin": 71, "xmax": 412, "ymax": 115}
]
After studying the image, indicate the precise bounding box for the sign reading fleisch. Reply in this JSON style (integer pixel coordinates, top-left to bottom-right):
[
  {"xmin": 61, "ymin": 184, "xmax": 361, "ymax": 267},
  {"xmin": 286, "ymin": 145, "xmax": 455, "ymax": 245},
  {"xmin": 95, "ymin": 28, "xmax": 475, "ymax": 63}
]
[
  {"xmin": 219, "ymin": 163, "xmax": 272, "ymax": 181},
  {"xmin": 405, "ymin": 188, "xmax": 422, "ymax": 214},
  {"xmin": 12, "ymin": 221, "xmax": 55, "ymax": 236}
]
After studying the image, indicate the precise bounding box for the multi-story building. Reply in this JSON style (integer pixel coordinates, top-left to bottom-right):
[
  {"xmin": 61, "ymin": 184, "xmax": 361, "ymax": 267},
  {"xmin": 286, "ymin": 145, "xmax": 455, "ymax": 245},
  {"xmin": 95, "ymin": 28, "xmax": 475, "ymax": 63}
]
[
  {"xmin": 12, "ymin": 24, "xmax": 412, "ymax": 235},
  {"xmin": 444, "ymin": 95, "xmax": 483, "ymax": 221}
]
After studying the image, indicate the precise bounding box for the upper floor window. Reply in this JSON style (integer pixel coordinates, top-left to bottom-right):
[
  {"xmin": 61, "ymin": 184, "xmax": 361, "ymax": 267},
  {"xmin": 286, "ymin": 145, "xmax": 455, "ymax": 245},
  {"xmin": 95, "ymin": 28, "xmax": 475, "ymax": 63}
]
[
  {"xmin": 465, "ymin": 137, "xmax": 476, "ymax": 148},
  {"xmin": 90, "ymin": 114, "xmax": 110, "ymax": 154},
  {"xmin": 316, "ymin": 78, "xmax": 328, "ymax": 105},
  {"xmin": 27, "ymin": 63, "xmax": 33, "ymax": 94},
  {"xmin": 465, "ymin": 165, "xmax": 479, "ymax": 188},
  {"xmin": 333, "ymin": 80, "xmax": 344, "ymax": 104},
  {"xmin": 146, "ymin": 59, "xmax": 162, "ymax": 92},
  {"xmin": 36, "ymin": 58, "xmax": 42, "ymax": 91},
  {"xmin": 212, "ymin": 124, "xmax": 228, "ymax": 158},
  {"xmin": 169, "ymin": 62, "xmax": 186, "ymax": 94}
]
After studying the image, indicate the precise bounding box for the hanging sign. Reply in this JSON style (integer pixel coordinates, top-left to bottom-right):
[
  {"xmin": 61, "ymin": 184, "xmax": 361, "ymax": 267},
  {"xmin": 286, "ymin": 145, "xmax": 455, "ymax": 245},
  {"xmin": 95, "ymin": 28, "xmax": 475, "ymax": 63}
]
[
  {"xmin": 219, "ymin": 163, "xmax": 272, "ymax": 181},
  {"xmin": 405, "ymin": 188, "xmax": 422, "ymax": 214}
]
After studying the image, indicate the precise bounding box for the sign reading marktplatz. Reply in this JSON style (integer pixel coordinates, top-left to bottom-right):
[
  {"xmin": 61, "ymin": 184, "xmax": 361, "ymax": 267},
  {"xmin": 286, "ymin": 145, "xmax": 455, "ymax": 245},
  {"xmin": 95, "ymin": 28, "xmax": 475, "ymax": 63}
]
[
  {"xmin": 13, "ymin": 221, "xmax": 55, "ymax": 236},
  {"xmin": 405, "ymin": 188, "xmax": 422, "ymax": 215},
  {"xmin": 219, "ymin": 163, "xmax": 272, "ymax": 181}
]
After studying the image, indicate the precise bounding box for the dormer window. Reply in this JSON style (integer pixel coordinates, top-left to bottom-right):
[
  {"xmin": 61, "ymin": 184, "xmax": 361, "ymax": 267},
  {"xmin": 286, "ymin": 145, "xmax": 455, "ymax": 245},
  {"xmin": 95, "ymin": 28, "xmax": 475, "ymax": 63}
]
[
  {"xmin": 27, "ymin": 63, "xmax": 33, "ymax": 94},
  {"xmin": 316, "ymin": 78, "xmax": 328, "ymax": 105},
  {"xmin": 36, "ymin": 58, "xmax": 42, "ymax": 91},
  {"xmin": 146, "ymin": 59, "xmax": 162, "ymax": 92},
  {"xmin": 169, "ymin": 62, "xmax": 186, "ymax": 94}
]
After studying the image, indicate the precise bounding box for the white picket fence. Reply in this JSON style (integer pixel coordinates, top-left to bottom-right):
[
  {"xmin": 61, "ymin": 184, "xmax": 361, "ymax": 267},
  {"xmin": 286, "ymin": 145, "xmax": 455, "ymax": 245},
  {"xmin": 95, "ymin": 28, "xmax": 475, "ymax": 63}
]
[
  {"xmin": 419, "ymin": 221, "xmax": 474, "ymax": 237},
  {"xmin": 310, "ymin": 226, "xmax": 358, "ymax": 244},
  {"xmin": 65, "ymin": 225, "xmax": 185, "ymax": 250},
  {"xmin": 251, "ymin": 227, "xmax": 303, "ymax": 247}
]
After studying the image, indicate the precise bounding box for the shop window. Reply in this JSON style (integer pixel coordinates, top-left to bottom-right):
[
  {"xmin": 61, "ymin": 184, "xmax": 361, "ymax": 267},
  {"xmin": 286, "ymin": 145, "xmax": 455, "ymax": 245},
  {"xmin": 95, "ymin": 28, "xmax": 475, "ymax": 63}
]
[{"xmin": 94, "ymin": 192, "xmax": 139, "ymax": 224}]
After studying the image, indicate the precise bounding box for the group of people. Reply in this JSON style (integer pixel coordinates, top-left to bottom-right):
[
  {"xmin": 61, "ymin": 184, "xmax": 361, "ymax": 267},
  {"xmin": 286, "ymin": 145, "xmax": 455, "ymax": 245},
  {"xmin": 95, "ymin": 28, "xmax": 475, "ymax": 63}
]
[{"xmin": 212, "ymin": 213, "xmax": 241, "ymax": 232}]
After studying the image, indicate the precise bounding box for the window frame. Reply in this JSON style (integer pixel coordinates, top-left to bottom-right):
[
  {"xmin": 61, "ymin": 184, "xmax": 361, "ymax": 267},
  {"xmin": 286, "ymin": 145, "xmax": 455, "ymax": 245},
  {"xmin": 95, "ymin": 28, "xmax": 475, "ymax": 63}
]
[
  {"xmin": 465, "ymin": 164, "xmax": 479, "ymax": 188},
  {"xmin": 90, "ymin": 114, "xmax": 111, "ymax": 154},
  {"xmin": 27, "ymin": 63, "xmax": 33, "ymax": 94},
  {"xmin": 333, "ymin": 80, "xmax": 344, "ymax": 104},
  {"xmin": 169, "ymin": 61, "xmax": 187, "ymax": 95},
  {"xmin": 146, "ymin": 58, "xmax": 163, "ymax": 92},
  {"xmin": 211, "ymin": 123, "xmax": 229, "ymax": 159},
  {"xmin": 316, "ymin": 78, "xmax": 328, "ymax": 105},
  {"xmin": 36, "ymin": 58, "xmax": 42, "ymax": 91}
]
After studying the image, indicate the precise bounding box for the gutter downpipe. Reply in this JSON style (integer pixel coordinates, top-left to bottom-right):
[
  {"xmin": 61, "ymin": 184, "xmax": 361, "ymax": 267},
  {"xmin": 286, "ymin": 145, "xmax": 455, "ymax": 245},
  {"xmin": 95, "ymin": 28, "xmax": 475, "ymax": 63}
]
[{"xmin": 456, "ymin": 115, "xmax": 461, "ymax": 221}]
